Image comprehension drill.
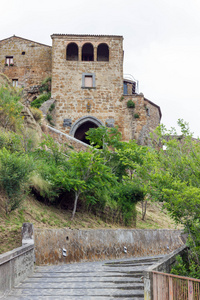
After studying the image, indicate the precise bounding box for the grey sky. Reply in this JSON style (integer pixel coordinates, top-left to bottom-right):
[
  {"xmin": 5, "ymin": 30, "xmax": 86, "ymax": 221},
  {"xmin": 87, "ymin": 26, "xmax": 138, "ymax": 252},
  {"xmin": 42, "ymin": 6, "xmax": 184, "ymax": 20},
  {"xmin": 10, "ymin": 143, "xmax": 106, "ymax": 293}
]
[{"xmin": 1, "ymin": 0, "xmax": 200, "ymax": 136}]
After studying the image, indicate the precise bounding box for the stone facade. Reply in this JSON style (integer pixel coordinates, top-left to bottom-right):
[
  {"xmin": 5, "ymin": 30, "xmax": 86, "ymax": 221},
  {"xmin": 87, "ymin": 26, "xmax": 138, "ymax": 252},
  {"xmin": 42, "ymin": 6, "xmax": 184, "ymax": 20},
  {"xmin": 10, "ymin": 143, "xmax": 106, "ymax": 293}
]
[
  {"xmin": 51, "ymin": 34, "xmax": 161, "ymax": 144},
  {"xmin": 0, "ymin": 35, "xmax": 51, "ymax": 89}
]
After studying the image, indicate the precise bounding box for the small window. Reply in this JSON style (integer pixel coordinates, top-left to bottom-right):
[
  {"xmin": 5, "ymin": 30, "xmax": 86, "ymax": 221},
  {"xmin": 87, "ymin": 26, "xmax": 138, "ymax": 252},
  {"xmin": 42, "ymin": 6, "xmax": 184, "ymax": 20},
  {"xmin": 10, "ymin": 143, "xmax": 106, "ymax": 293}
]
[
  {"xmin": 12, "ymin": 79, "xmax": 18, "ymax": 87},
  {"xmin": 82, "ymin": 73, "xmax": 95, "ymax": 88},
  {"xmin": 21, "ymin": 51, "xmax": 25, "ymax": 55},
  {"xmin": 84, "ymin": 76, "xmax": 93, "ymax": 87},
  {"xmin": 5, "ymin": 56, "xmax": 13, "ymax": 66},
  {"xmin": 123, "ymin": 82, "xmax": 128, "ymax": 95}
]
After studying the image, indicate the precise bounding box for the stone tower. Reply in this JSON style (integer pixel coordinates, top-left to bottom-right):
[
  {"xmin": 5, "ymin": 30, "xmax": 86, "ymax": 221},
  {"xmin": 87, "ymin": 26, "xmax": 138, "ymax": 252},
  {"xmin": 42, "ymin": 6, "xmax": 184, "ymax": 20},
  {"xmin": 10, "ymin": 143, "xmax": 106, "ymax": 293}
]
[{"xmin": 51, "ymin": 34, "xmax": 161, "ymax": 144}]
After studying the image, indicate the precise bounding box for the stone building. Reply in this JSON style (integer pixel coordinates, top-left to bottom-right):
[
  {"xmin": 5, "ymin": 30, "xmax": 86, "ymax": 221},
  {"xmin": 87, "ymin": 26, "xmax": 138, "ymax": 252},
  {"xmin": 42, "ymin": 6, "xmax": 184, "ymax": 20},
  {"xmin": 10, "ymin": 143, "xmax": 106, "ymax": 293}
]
[
  {"xmin": 0, "ymin": 35, "xmax": 51, "ymax": 89},
  {"xmin": 51, "ymin": 34, "xmax": 161, "ymax": 144},
  {"xmin": 0, "ymin": 34, "xmax": 161, "ymax": 145}
]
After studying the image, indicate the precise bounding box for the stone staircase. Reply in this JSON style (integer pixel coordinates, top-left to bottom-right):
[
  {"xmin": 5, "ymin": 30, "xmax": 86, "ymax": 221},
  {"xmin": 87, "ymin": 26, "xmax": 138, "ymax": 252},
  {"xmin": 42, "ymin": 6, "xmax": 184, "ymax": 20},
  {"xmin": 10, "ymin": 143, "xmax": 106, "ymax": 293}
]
[{"xmin": 4, "ymin": 255, "xmax": 164, "ymax": 299}]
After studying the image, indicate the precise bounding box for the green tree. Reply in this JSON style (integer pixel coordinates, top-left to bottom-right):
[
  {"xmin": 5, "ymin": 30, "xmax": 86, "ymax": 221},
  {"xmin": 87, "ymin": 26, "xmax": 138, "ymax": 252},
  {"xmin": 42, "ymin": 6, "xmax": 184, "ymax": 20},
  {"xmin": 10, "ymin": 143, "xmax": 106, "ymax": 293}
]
[
  {"xmin": 148, "ymin": 119, "xmax": 200, "ymax": 277},
  {"xmin": 0, "ymin": 148, "xmax": 34, "ymax": 214},
  {"xmin": 56, "ymin": 149, "xmax": 118, "ymax": 219}
]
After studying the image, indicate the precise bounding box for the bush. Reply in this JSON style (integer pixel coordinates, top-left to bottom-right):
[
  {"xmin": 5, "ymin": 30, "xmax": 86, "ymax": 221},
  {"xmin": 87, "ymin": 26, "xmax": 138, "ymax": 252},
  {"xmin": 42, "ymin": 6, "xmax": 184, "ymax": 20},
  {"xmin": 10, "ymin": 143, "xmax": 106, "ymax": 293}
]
[
  {"xmin": 127, "ymin": 100, "xmax": 135, "ymax": 108},
  {"xmin": 134, "ymin": 113, "xmax": 140, "ymax": 119},
  {"xmin": 46, "ymin": 114, "xmax": 52, "ymax": 122},
  {"xmin": 49, "ymin": 103, "xmax": 55, "ymax": 112},
  {"xmin": 0, "ymin": 86, "xmax": 23, "ymax": 131},
  {"xmin": 30, "ymin": 107, "xmax": 43, "ymax": 122},
  {"xmin": 39, "ymin": 77, "xmax": 51, "ymax": 93},
  {"xmin": 30, "ymin": 92, "xmax": 51, "ymax": 108},
  {"xmin": 113, "ymin": 183, "xmax": 144, "ymax": 226},
  {"xmin": 0, "ymin": 148, "xmax": 34, "ymax": 214},
  {"xmin": 0, "ymin": 130, "xmax": 23, "ymax": 152}
]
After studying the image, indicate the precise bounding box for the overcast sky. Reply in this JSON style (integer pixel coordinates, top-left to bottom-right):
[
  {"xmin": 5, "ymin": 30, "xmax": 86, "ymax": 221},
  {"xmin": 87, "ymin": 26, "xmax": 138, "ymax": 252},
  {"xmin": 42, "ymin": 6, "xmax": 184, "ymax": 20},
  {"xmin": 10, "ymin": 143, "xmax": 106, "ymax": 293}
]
[{"xmin": 1, "ymin": 0, "xmax": 200, "ymax": 137}]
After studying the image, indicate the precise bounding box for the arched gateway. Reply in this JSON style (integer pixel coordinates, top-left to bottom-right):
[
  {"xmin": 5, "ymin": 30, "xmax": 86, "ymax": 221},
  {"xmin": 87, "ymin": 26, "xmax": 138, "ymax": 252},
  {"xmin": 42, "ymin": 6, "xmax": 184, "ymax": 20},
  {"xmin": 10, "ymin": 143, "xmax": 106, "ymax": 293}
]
[{"xmin": 70, "ymin": 116, "xmax": 104, "ymax": 144}]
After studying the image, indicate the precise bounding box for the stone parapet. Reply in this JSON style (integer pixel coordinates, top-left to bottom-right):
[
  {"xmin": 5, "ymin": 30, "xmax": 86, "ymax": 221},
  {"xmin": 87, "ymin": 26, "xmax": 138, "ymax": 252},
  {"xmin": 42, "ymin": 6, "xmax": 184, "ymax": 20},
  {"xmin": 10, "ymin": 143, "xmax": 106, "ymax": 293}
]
[
  {"xmin": 34, "ymin": 228, "xmax": 183, "ymax": 265},
  {"xmin": 0, "ymin": 223, "xmax": 34, "ymax": 297},
  {"xmin": 46, "ymin": 125, "xmax": 89, "ymax": 151}
]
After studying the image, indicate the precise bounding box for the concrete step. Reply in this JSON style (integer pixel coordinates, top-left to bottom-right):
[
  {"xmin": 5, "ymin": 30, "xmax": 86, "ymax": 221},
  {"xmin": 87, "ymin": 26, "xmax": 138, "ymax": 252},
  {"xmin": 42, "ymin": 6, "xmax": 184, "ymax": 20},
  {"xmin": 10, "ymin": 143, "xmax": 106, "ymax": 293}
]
[{"xmin": 4, "ymin": 255, "xmax": 165, "ymax": 299}]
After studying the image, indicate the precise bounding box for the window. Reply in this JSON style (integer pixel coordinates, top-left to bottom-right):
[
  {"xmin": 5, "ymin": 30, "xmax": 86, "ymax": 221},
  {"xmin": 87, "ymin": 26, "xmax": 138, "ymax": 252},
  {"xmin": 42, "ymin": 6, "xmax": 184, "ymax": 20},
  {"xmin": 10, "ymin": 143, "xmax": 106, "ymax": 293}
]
[
  {"xmin": 123, "ymin": 80, "xmax": 136, "ymax": 95},
  {"xmin": 12, "ymin": 79, "xmax": 18, "ymax": 87},
  {"xmin": 82, "ymin": 43, "xmax": 94, "ymax": 61},
  {"xmin": 5, "ymin": 56, "xmax": 13, "ymax": 66},
  {"xmin": 123, "ymin": 82, "xmax": 128, "ymax": 94},
  {"xmin": 82, "ymin": 73, "xmax": 95, "ymax": 88},
  {"xmin": 97, "ymin": 43, "xmax": 109, "ymax": 61},
  {"xmin": 84, "ymin": 76, "xmax": 93, "ymax": 87},
  {"xmin": 66, "ymin": 43, "xmax": 78, "ymax": 61}
]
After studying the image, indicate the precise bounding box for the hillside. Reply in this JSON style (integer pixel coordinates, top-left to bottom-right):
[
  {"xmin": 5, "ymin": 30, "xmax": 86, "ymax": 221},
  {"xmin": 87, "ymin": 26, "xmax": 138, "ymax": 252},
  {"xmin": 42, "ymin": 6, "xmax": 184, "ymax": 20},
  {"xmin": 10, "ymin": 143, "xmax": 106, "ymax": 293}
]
[{"xmin": 0, "ymin": 193, "xmax": 179, "ymax": 254}]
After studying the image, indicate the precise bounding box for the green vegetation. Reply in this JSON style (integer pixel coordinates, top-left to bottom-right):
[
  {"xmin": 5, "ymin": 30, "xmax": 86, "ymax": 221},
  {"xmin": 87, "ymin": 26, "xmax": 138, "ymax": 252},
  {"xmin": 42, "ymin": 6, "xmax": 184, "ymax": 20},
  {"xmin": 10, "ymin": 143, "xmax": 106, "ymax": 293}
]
[
  {"xmin": 30, "ymin": 107, "xmax": 43, "ymax": 122},
  {"xmin": 134, "ymin": 113, "xmax": 140, "ymax": 119},
  {"xmin": 1, "ymin": 86, "xmax": 200, "ymax": 277},
  {"xmin": 127, "ymin": 99, "xmax": 135, "ymax": 108},
  {"xmin": 147, "ymin": 120, "xmax": 200, "ymax": 278},
  {"xmin": 0, "ymin": 85, "xmax": 23, "ymax": 131},
  {"xmin": 30, "ymin": 92, "xmax": 51, "ymax": 108},
  {"xmin": 39, "ymin": 77, "xmax": 51, "ymax": 94}
]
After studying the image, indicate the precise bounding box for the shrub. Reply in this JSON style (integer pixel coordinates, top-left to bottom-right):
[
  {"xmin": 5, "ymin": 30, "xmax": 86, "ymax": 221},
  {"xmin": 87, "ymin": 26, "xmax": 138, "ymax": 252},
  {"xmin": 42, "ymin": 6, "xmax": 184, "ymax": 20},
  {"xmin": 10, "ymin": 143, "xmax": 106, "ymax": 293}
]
[
  {"xmin": 127, "ymin": 100, "xmax": 135, "ymax": 108},
  {"xmin": 39, "ymin": 77, "xmax": 51, "ymax": 93},
  {"xmin": 49, "ymin": 103, "xmax": 55, "ymax": 112},
  {"xmin": 30, "ymin": 92, "xmax": 51, "ymax": 108},
  {"xmin": 0, "ymin": 86, "xmax": 23, "ymax": 131},
  {"xmin": 30, "ymin": 107, "xmax": 43, "ymax": 122},
  {"xmin": 113, "ymin": 183, "xmax": 144, "ymax": 226},
  {"xmin": 0, "ymin": 148, "xmax": 34, "ymax": 214},
  {"xmin": 134, "ymin": 113, "xmax": 140, "ymax": 119},
  {"xmin": 0, "ymin": 130, "xmax": 23, "ymax": 152},
  {"xmin": 46, "ymin": 114, "xmax": 52, "ymax": 122}
]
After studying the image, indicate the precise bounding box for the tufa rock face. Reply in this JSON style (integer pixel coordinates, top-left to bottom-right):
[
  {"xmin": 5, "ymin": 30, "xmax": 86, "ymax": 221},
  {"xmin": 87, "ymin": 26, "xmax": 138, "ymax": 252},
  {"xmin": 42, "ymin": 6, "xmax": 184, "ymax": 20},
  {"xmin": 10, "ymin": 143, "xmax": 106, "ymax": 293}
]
[
  {"xmin": 0, "ymin": 73, "xmax": 12, "ymax": 86},
  {"xmin": 21, "ymin": 105, "xmax": 42, "ymax": 137}
]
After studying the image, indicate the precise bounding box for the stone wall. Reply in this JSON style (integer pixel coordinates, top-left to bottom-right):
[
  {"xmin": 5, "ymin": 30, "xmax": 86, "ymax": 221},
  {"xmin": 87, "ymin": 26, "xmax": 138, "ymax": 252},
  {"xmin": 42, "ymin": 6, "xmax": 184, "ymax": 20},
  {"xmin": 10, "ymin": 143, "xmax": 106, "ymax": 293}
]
[
  {"xmin": 0, "ymin": 223, "xmax": 34, "ymax": 297},
  {"xmin": 122, "ymin": 94, "xmax": 161, "ymax": 145},
  {"xmin": 0, "ymin": 35, "xmax": 51, "ymax": 89},
  {"xmin": 46, "ymin": 125, "xmax": 89, "ymax": 151},
  {"xmin": 34, "ymin": 228, "xmax": 183, "ymax": 265}
]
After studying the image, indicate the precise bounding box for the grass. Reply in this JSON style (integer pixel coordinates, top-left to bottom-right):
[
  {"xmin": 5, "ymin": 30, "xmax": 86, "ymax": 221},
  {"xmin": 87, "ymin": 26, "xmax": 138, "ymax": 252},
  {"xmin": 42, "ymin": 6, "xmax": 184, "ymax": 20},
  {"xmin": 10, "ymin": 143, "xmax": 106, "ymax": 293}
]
[{"xmin": 0, "ymin": 193, "xmax": 180, "ymax": 255}]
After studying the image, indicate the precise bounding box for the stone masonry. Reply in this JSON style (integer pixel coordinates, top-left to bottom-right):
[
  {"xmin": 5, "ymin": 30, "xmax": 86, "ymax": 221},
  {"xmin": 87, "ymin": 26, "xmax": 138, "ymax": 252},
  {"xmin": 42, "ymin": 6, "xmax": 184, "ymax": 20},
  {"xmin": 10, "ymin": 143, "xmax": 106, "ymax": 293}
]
[
  {"xmin": 51, "ymin": 34, "xmax": 161, "ymax": 144},
  {"xmin": 0, "ymin": 35, "xmax": 51, "ymax": 89}
]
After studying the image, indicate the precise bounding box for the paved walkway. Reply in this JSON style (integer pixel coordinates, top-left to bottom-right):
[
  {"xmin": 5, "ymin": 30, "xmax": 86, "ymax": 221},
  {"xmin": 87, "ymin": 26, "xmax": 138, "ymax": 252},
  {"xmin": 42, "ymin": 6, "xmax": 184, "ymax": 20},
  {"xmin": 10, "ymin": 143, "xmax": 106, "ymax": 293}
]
[{"xmin": 4, "ymin": 255, "xmax": 164, "ymax": 300}]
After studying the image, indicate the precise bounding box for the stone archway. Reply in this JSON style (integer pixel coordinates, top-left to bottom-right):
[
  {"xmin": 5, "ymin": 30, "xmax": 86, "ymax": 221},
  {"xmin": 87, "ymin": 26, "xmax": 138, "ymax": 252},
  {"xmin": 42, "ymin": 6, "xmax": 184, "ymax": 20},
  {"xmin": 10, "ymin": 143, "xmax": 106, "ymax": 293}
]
[{"xmin": 70, "ymin": 116, "xmax": 104, "ymax": 144}]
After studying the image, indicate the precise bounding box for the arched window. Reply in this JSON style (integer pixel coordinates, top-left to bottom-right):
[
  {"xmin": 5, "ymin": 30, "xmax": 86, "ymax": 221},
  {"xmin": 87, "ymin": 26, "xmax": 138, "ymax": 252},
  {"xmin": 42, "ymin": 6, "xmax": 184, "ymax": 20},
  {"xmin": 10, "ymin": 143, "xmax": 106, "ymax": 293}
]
[
  {"xmin": 82, "ymin": 43, "xmax": 94, "ymax": 61},
  {"xmin": 66, "ymin": 43, "xmax": 78, "ymax": 61},
  {"xmin": 97, "ymin": 43, "xmax": 109, "ymax": 61}
]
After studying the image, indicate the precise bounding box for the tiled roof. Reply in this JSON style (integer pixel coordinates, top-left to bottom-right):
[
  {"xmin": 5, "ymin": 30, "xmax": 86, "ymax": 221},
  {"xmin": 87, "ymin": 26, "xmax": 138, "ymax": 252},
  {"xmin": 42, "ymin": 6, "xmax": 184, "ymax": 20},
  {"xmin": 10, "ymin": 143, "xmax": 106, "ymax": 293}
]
[{"xmin": 51, "ymin": 34, "xmax": 123, "ymax": 38}]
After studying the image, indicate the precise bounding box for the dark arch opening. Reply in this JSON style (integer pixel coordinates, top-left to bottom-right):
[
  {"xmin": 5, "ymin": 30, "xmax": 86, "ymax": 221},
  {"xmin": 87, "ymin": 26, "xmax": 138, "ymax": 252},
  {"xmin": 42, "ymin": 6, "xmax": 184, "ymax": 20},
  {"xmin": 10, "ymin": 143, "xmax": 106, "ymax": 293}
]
[
  {"xmin": 82, "ymin": 43, "xmax": 94, "ymax": 61},
  {"xmin": 97, "ymin": 43, "xmax": 109, "ymax": 61},
  {"xmin": 74, "ymin": 121, "xmax": 98, "ymax": 144},
  {"xmin": 66, "ymin": 43, "xmax": 78, "ymax": 61}
]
